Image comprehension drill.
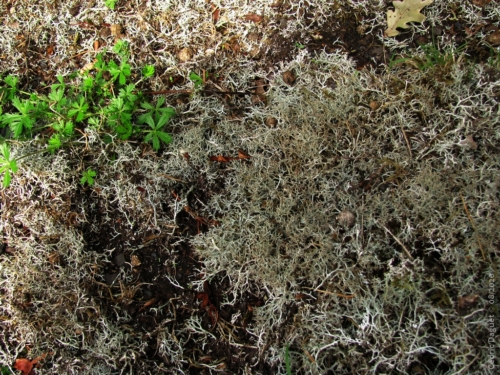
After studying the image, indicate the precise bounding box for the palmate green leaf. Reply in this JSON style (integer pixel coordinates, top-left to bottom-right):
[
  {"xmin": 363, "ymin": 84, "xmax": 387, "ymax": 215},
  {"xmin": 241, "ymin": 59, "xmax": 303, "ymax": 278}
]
[
  {"xmin": 2, "ymin": 169, "xmax": 11, "ymax": 188},
  {"xmin": 0, "ymin": 142, "xmax": 11, "ymax": 160},
  {"xmin": 142, "ymin": 65, "xmax": 154, "ymax": 78},
  {"xmin": 0, "ymin": 143, "xmax": 17, "ymax": 188},
  {"xmin": 156, "ymin": 110, "xmax": 174, "ymax": 127},
  {"xmin": 48, "ymin": 134, "xmax": 61, "ymax": 154},
  {"xmin": 49, "ymin": 87, "xmax": 65, "ymax": 102},
  {"xmin": 156, "ymin": 130, "xmax": 172, "ymax": 144},
  {"xmin": 10, "ymin": 159, "xmax": 18, "ymax": 173},
  {"xmin": 152, "ymin": 134, "xmax": 160, "ymax": 151},
  {"xmin": 81, "ymin": 168, "xmax": 97, "ymax": 186}
]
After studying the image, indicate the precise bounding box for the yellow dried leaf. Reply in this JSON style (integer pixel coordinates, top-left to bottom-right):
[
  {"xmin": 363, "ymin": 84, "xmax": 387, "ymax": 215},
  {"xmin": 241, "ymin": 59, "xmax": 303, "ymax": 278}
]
[{"xmin": 385, "ymin": 0, "xmax": 433, "ymax": 37}]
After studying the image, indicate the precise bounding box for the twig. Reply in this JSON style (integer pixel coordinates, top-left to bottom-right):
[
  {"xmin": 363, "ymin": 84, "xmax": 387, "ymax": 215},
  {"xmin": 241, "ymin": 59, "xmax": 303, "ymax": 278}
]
[
  {"xmin": 303, "ymin": 287, "xmax": 355, "ymax": 299},
  {"xmin": 144, "ymin": 89, "xmax": 251, "ymax": 96},
  {"xmin": 381, "ymin": 224, "xmax": 414, "ymax": 260},
  {"xmin": 460, "ymin": 193, "xmax": 487, "ymax": 261},
  {"xmin": 401, "ymin": 126, "xmax": 413, "ymax": 159}
]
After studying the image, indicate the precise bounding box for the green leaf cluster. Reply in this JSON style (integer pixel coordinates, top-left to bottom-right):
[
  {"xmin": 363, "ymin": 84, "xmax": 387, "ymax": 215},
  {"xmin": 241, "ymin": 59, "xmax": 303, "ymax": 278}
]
[{"xmin": 0, "ymin": 42, "xmax": 173, "ymax": 187}]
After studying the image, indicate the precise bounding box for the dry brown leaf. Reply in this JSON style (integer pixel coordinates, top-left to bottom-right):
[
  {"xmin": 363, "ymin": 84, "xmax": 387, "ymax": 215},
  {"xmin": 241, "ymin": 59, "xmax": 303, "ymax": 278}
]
[
  {"xmin": 245, "ymin": 13, "xmax": 263, "ymax": 23},
  {"xmin": 14, "ymin": 358, "xmax": 34, "ymax": 375},
  {"xmin": 46, "ymin": 45, "xmax": 55, "ymax": 57},
  {"xmin": 131, "ymin": 255, "xmax": 141, "ymax": 267},
  {"xmin": 385, "ymin": 0, "xmax": 433, "ymax": 37},
  {"xmin": 486, "ymin": 30, "xmax": 500, "ymax": 46},
  {"xmin": 472, "ymin": 0, "xmax": 491, "ymax": 6},
  {"xmin": 209, "ymin": 155, "xmax": 232, "ymax": 162}
]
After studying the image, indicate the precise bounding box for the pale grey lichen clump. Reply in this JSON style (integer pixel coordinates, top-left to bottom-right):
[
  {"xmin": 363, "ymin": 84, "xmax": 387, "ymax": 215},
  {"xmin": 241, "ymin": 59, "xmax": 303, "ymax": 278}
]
[
  {"xmin": 191, "ymin": 51, "xmax": 500, "ymax": 373},
  {"xmin": 1, "ymin": 0, "xmax": 499, "ymax": 373}
]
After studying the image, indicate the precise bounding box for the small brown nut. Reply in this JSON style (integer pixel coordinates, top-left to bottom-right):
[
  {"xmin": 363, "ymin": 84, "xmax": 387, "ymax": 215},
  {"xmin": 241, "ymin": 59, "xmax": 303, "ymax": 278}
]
[
  {"xmin": 178, "ymin": 47, "xmax": 193, "ymax": 62},
  {"xmin": 110, "ymin": 24, "xmax": 123, "ymax": 37},
  {"xmin": 337, "ymin": 210, "xmax": 356, "ymax": 228},
  {"xmin": 265, "ymin": 117, "xmax": 277, "ymax": 127},
  {"xmin": 369, "ymin": 101, "xmax": 380, "ymax": 110},
  {"xmin": 282, "ymin": 70, "xmax": 296, "ymax": 85}
]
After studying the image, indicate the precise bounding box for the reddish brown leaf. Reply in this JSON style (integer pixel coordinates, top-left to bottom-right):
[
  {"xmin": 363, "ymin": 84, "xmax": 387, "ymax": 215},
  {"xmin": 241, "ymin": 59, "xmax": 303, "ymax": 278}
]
[
  {"xmin": 237, "ymin": 149, "xmax": 251, "ymax": 160},
  {"xmin": 245, "ymin": 13, "xmax": 263, "ymax": 23},
  {"xmin": 139, "ymin": 297, "xmax": 158, "ymax": 312},
  {"xmin": 458, "ymin": 294, "xmax": 479, "ymax": 310},
  {"xmin": 14, "ymin": 353, "xmax": 49, "ymax": 375},
  {"xmin": 197, "ymin": 292, "xmax": 210, "ymax": 308},
  {"xmin": 93, "ymin": 40, "xmax": 99, "ymax": 51},
  {"xmin": 210, "ymin": 155, "xmax": 232, "ymax": 162},
  {"xmin": 46, "ymin": 45, "xmax": 55, "ymax": 57},
  {"xmin": 206, "ymin": 304, "xmax": 219, "ymax": 325},
  {"xmin": 14, "ymin": 359, "xmax": 34, "ymax": 375},
  {"xmin": 211, "ymin": 4, "xmax": 220, "ymax": 23}
]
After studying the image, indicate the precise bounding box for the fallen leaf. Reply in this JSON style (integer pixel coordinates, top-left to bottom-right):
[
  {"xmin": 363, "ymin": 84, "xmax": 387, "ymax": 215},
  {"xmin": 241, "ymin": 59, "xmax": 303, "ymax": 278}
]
[
  {"xmin": 385, "ymin": 0, "xmax": 434, "ymax": 37},
  {"xmin": 14, "ymin": 359, "xmax": 34, "ymax": 375},
  {"xmin": 237, "ymin": 150, "xmax": 251, "ymax": 160},
  {"xmin": 93, "ymin": 40, "xmax": 99, "ymax": 51},
  {"xmin": 46, "ymin": 45, "xmax": 54, "ymax": 57},
  {"xmin": 211, "ymin": 4, "xmax": 220, "ymax": 23},
  {"xmin": 197, "ymin": 292, "xmax": 210, "ymax": 308},
  {"xmin": 282, "ymin": 70, "xmax": 296, "ymax": 85},
  {"xmin": 131, "ymin": 255, "xmax": 141, "ymax": 267},
  {"xmin": 460, "ymin": 135, "xmax": 478, "ymax": 150},
  {"xmin": 245, "ymin": 13, "xmax": 263, "ymax": 23},
  {"xmin": 80, "ymin": 60, "xmax": 95, "ymax": 74},
  {"xmin": 110, "ymin": 24, "xmax": 122, "ymax": 37},
  {"xmin": 486, "ymin": 30, "xmax": 500, "ymax": 46},
  {"xmin": 472, "ymin": 0, "xmax": 491, "ymax": 6},
  {"xmin": 14, "ymin": 353, "xmax": 50, "ymax": 375},
  {"xmin": 139, "ymin": 297, "xmax": 158, "ymax": 312},
  {"xmin": 177, "ymin": 47, "xmax": 192, "ymax": 63},
  {"xmin": 458, "ymin": 294, "xmax": 479, "ymax": 310},
  {"xmin": 210, "ymin": 155, "xmax": 232, "ymax": 162}
]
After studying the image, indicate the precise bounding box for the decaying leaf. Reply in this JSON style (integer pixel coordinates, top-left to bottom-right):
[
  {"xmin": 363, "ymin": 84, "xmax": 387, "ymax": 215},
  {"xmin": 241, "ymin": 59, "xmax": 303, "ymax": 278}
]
[
  {"xmin": 14, "ymin": 353, "xmax": 50, "ymax": 375},
  {"xmin": 14, "ymin": 358, "xmax": 34, "ymax": 375},
  {"xmin": 385, "ymin": 0, "xmax": 433, "ymax": 37},
  {"xmin": 245, "ymin": 13, "xmax": 263, "ymax": 23}
]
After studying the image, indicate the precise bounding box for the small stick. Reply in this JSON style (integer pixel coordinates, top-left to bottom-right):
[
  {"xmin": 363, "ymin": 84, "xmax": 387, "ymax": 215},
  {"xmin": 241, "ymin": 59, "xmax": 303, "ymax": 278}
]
[
  {"xmin": 303, "ymin": 287, "xmax": 355, "ymax": 299},
  {"xmin": 143, "ymin": 89, "xmax": 250, "ymax": 96},
  {"xmin": 381, "ymin": 224, "xmax": 414, "ymax": 260},
  {"xmin": 401, "ymin": 126, "xmax": 413, "ymax": 159},
  {"xmin": 460, "ymin": 193, "xmax": 486, "ymax": 261}
]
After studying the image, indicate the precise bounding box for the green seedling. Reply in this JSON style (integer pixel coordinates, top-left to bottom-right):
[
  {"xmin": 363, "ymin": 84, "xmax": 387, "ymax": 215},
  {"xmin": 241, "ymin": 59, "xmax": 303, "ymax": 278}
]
[
  {"xmin": 189, "ymin": 72, "xmax": 204, "ymax": 89},
  {"xmin": 80, "ymin": 168, "xmax": 97, "ymax": 186},
  {"xmin": 105, "ymin": 0, "xmax": 117, "ymax": 10},
  {"xmin": 142, "ymin": 110, "xmax": 174, "ymax": 151},
  {"xmin": 2, "ymin": 75, "xmax": 19, "ymax": 101},
  {"xmin": 142, "ymin": 65, "xmax": 155, "ymax": 78},
  {"xmin": 108, "ymin": 60, "xmax": 131, "ymax": 85},
  {"xmin": 138, "ymin": 96, "xmax": 171, "ymax": 124},
  {"xmin": 105, "ymin": 96, "xmax": 134, "ymax": 139},
  {"xmin": 113, "ymin": 40, "xmax": 129, "ymax": 59},
  {"xmin": 285, "ymin": 344, "xmax": 292, "ymax": 375},
  {"xmin": 118, "ymin": 83, "xmax": 138, "ymax": 104},
  {"xmin": 0, "ymin": 143, "xmax": 18, "ymax": 187},
  {"xmin": 294, "ymin": 42, "xmax": 305, "ymax": 49},
  {"xmin": 47, "ymin": 120, "xmax": 74, "ymax": 153},
  {"xmin": 68, "ymin": 96, "xmax": 89, "ymax": 122},
  {"xmin": 1, "ymin": 96, "xmax": 36, "ymax": 138}
]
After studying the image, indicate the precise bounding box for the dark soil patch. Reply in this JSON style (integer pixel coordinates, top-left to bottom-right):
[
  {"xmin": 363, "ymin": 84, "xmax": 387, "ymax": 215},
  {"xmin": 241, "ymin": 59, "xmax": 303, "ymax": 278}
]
[{"xmin": 67, "ymin": 155, "xmax": 270, "ymax": 374}]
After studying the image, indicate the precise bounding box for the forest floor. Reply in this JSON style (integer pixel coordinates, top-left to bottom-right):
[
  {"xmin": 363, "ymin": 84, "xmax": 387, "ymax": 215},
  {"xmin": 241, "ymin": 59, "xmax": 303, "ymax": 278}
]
[{"xmin": 0, "ymin": 1, "xmax": 499, "ymax": 374}]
